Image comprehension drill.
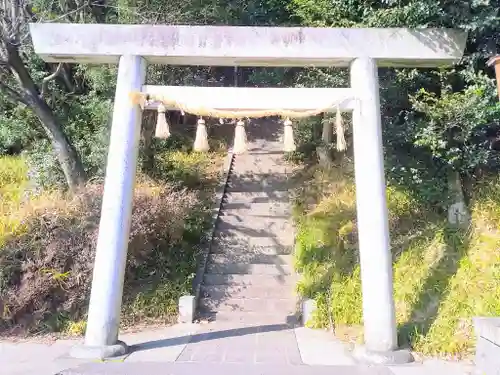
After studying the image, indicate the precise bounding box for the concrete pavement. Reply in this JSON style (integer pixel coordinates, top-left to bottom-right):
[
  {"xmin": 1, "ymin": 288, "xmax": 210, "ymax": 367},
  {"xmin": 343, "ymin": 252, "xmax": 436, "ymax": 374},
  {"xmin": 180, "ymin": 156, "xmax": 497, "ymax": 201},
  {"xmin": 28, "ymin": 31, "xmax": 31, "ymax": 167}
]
[{"xmin": 0, "ymin": 323, "xmax": 475, "ymax": 374}]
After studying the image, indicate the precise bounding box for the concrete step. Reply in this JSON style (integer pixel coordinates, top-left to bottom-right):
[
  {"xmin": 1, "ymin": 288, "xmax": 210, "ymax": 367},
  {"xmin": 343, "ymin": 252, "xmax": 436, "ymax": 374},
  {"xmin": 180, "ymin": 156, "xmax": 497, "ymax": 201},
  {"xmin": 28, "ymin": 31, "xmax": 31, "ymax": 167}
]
[
  {"xmin": 208, "ymin": 253, "xmax": 293, "ymax": 265},
  {"xmin": 210, "ymin": 233, "xmax": 294, "ymax": 253},
  {"xmin": 220, "ymin": 201, "xmax": 291, "ymax": 217},
  {"xmin": 201, "ymin": 283, "xmax": 296, "ymax": 299},
  {"xmin": 203, "ymin": 273, "xmax": 296, "ymax": 286},
  {"xmin": 223, "ymin": 191, "xmax": 290, "ymax": 204},
  {"xmin": 198, "ymin": 311, "xmax": 299, "ymax": 325},
  {"xmin": 206, "ymin": 262, "xmax": 293, "ymax": 276},
  {"xmin": 216, "ymin": 215, "xmax": 293, "ymax": 231},
  {"xmin": 210, "ymin": 244, "xmax": 293, "ymax": 256},
  {"xmin": 232, "ymin": 156, "xmax": 289, "ymax": 175},
  {"xmin": 213, "ymin": 226, "xmax": 295, "ymax": 249},
  {"xmin": 226, "ymin": 174, "xmax": 290, "ymax": 193},
  {"xmin": 199, "ymin": 297, "xmax": 297, "ymax": 314}
]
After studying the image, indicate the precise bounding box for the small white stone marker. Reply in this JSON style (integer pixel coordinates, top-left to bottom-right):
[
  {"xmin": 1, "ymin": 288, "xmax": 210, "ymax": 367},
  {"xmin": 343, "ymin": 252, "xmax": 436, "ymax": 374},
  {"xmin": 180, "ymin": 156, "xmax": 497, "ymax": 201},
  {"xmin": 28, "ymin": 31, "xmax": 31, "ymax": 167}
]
[
  {"xmin": 178, "ymin": 295, "xmax": 196, "ymax": 323},
  {"xmin": 302, "ymin": 298, "xmax": 317, "ymax": 327}
]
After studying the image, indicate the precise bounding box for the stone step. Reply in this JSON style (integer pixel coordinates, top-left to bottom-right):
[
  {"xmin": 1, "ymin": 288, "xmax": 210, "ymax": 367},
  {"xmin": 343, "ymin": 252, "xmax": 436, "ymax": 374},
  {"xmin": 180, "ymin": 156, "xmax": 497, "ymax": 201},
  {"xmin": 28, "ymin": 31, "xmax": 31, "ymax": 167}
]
[
  {"xmin": 226, "ymin": 175, "xmax": 290, "ymax": 193},
  {"xmin": 198, "ymin": 311, "xmax": 299, "ymax": 325},
  {"xmin": 216, "ymin": 215, "xmax": 292, "ymax": 230},
  {"xmin": 199, "ymin": 297, "xmax": 297, "ymax": 314},
  {"xmin": 203, "ymin": 273, "xmax": 296, "ymax": 286},
  {"xmin": 220, "ymin": 201, "xmax": 291, "ymax": 217},
  {"xmin": 201, "ymin": 283, "xmax": 296, "ymax": 299},
  {"xmin": 223, "ymin": 191, "xmax": 290, "ymax": 204},
  {"xmin": 232, "ymin": 157, "xmax": 288, "ymax": 175},
  {"xmin": 215, "ymin": 224, "xmax": 294, "ymax": 237},
  {"xmin": 206, "ymin": 262, "xmax": 293, "ymax": 276},
  {"xmin": 212, "ymin": 230, "xmax": 295, "ymax": 246},
  {"xmin": 211, "ymin": 232, "xmax": 295, "ymax": 251},
  {"xmin": 208, "ymin": 253, "xmax": 293, "ymax": 265},
  {"xmin": 210, "ymin": 241, "xmax": 293, "ymax": 256}
]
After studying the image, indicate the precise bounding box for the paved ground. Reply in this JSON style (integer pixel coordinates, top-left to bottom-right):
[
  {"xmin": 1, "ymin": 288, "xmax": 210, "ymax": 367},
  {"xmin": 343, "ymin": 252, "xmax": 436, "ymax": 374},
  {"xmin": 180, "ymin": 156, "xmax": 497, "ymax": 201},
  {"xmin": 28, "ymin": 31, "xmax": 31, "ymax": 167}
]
[
  {"xmin": 0, "ymin": 324, "xmax": 476, "ymax": 374},
  {"xmin": 176, "ymin": 323, "xmax": 302, "ymax": 364},
  {"xmin": 0, "ymin": 119, "xmax": 477, "ymax": 375}
]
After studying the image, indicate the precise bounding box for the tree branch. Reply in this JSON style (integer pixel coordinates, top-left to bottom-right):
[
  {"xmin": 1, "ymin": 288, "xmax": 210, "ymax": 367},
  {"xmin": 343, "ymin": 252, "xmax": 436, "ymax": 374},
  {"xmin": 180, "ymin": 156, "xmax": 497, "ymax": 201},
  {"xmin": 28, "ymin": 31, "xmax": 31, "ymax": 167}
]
[{"xmin": 40, "ymin": 63, "xmax": 63, "ymax": 97}]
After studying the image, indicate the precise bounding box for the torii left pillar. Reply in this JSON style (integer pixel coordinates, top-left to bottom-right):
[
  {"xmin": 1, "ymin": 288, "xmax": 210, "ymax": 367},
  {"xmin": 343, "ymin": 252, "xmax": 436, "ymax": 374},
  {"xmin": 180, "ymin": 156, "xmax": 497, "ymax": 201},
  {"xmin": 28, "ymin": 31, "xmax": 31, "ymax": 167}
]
[{"xmin": 71, "ymin": 55, "xmax": 147, "ymax": 359}]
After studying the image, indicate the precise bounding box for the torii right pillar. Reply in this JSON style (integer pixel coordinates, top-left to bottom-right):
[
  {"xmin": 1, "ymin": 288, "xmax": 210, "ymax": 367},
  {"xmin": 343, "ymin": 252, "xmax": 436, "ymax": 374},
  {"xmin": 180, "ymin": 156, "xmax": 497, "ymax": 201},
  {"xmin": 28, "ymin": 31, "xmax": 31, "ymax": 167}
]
[{"xmin": 350, "ymin": 58, "xmax": 413, "ymax": 364}]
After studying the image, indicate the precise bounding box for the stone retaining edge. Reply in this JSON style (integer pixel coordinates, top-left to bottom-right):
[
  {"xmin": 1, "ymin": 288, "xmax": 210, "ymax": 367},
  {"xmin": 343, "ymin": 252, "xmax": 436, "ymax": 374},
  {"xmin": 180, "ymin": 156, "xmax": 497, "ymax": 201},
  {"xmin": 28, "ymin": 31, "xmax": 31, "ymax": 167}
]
[{"xmin": 185, "ymin": 151, "xmax": 235, "ymax": 322}]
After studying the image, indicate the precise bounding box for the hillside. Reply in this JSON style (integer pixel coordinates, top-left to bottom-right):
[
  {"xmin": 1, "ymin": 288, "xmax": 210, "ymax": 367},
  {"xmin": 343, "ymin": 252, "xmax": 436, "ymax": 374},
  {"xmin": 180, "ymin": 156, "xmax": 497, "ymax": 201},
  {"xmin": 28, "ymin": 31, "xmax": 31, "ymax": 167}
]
[
  {"xmin": 292, "ymin": 162, "xmax": 500, "ymax": 358},
  {"xmin": 0, "ymin": 150, "xmax": 223, "ymax": 336}
]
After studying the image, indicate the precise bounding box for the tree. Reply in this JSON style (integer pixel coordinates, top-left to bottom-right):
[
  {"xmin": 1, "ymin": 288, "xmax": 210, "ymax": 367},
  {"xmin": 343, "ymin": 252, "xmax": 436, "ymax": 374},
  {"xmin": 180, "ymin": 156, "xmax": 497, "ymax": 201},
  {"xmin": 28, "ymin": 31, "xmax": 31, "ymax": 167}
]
[{"xmin": 0, "ymin": 0, "xmax": 86, "ymax": 191}]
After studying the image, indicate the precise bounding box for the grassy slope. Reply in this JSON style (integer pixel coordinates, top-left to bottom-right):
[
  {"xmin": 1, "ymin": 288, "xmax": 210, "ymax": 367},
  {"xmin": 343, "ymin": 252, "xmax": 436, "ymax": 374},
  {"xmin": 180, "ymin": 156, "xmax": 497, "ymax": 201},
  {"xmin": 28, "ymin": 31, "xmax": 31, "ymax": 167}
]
[
  {"xmin": 0, "ymin": 151, "xmax": 222, "ymax": 336},
  {"xmin": 0, "ymin": 156, "xmax": 29, "ymax": 248},
  {"xmin": 292, "ymin": 163, "xmax": 500, "ymax": 358}
]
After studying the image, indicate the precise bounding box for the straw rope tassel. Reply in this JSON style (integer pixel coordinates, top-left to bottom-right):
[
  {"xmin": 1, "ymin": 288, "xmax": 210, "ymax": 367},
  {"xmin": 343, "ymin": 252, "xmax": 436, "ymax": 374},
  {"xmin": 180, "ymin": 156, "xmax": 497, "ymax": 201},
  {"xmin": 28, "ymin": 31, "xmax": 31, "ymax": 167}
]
[
  {"xmin": 193, "ymin": 117, "xmax": 210, "ymax": 152},
  {"xmin": 233, "ymin": 119, "xmax": 247, "ymax": 154},
  {"xmin": 155, "ymin": 103, "xmax": 171, "ymax": 139},
  {"xmin": 336, "ymin": 106, "xmax": 347, "ymax": 152},
  {"xmin": 283, "ymin": 118, "xmax": 296, "ymax": 152}
]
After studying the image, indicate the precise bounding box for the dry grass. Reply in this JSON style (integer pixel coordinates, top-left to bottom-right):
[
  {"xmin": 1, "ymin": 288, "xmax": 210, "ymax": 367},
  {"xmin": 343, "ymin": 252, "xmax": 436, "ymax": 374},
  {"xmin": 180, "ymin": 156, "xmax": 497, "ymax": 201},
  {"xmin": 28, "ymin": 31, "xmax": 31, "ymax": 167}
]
[
  {"xmin": 0, "ymin": 156, "xmax": 30, "ymax": 247},
  {"xmin": 292, "ymin": 163, "xmax": 500, "ymax": 358},
  {"xmin": 0, "ymin": 151, "xmax": 222, "ymax": 336}
]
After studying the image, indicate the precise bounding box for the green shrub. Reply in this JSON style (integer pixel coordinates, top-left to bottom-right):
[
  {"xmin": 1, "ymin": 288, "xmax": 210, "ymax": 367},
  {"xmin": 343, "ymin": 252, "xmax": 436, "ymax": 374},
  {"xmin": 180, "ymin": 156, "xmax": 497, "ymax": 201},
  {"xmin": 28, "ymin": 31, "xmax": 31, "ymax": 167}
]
[{"xmin": 292, "ymin": 164, "xmax": 500, "ymax": 357}]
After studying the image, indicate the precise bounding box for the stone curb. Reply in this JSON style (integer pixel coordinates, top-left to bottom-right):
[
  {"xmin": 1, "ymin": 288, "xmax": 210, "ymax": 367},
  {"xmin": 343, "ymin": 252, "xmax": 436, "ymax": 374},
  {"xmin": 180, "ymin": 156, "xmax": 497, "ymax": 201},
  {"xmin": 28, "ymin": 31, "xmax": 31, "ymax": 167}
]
[
  {"xmin": 188, "ymin": 151, "xmax": 235, "ymax": 320},
  {"xmin": 352, "ymin": 345, "xmax": 414, "ymax": 365}
]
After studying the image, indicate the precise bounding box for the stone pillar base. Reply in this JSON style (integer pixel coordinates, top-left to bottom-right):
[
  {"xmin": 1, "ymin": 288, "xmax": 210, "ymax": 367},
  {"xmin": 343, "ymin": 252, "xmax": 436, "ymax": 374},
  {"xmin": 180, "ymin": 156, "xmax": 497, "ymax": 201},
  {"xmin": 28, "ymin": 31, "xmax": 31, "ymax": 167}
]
[
  {"xmin": 69, "ymin": 340, "xmax": 128, "ymax": 360},
  {"xmin": 352, "ymin": 345, "xmax": 414, "ymax": 365}
]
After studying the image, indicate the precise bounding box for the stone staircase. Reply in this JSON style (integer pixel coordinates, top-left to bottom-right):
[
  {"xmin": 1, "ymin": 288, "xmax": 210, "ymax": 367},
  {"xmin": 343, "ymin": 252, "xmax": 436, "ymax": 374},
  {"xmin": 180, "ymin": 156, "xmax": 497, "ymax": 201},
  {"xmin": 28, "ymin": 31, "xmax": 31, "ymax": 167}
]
[{"xmin": 198, "ymin": 135, "xmax": 298, "ymax": 324}]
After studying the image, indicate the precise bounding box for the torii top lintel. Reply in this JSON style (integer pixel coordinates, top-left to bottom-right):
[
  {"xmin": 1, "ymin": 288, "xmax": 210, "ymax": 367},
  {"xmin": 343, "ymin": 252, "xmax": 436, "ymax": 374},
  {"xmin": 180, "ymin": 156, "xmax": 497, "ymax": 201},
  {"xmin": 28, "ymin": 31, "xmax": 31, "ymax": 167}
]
[{"xmin": 29, "ymin": 23, "xmax": 467, "ymax": 68}]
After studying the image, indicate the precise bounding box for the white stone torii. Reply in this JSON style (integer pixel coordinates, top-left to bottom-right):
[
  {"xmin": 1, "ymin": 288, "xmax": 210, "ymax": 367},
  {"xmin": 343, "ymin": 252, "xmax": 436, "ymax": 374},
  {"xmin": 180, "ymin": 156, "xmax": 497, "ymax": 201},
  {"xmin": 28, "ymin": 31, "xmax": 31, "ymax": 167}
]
[{"xmin": 29, "ymin": 23, "xmax": 467, "ymax": 361}]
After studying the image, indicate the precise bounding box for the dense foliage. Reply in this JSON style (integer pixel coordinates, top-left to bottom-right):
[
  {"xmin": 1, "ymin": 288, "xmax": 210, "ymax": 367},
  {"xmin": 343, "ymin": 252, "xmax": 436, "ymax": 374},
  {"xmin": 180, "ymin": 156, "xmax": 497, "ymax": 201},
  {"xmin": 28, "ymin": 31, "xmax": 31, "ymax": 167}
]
[{"xmin": 0, "ymin": 0, "xmax": 497, "ymax": 202}]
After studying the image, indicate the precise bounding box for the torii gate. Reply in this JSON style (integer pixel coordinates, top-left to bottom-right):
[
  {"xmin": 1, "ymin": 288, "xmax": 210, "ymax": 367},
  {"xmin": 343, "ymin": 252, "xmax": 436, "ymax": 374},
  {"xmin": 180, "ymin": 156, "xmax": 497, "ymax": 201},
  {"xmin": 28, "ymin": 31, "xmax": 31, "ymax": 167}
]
[{"xmin": 29, "ymin": 23, "xmax": 467, "ymax": 361}]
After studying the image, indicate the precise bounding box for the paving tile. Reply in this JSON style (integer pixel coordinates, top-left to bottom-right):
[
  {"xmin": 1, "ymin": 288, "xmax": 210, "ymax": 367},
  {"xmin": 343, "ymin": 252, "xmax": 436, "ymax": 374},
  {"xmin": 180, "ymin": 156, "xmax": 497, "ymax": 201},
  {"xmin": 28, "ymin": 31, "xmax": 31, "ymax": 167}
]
[
  {"xmin": 294, "ymin": 327, "xmax": 356, "ymax": 366},
  {"xmin": 223, "ymin": 349, "xmax": 256, "ymax": 363},
  {"xmin": 388, "ymin": 359, "xmax": 475, "ymax": 375},
  {"xmin": 123, "ymin": 324, "xmax": 199, "ymax": 363},
  {"xmin": 58, "ymin": 361, "xmax": 398, "ymax": 375},
  {"xmin": 189, "ymin": 348, "xmax": 224, "ymax": 363}
]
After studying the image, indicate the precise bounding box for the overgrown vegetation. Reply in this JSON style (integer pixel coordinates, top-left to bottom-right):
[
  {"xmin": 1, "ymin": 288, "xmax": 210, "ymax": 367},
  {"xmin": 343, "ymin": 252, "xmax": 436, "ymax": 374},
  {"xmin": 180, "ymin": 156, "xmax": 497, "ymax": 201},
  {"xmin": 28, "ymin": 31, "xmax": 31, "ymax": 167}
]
[
  {"xmin": 292, "ymin": 163, "xmax": 500, "ymax": 357},
  {"xmin": 0, "ymin": 150, "xmax": 222, "ymax": 336}
]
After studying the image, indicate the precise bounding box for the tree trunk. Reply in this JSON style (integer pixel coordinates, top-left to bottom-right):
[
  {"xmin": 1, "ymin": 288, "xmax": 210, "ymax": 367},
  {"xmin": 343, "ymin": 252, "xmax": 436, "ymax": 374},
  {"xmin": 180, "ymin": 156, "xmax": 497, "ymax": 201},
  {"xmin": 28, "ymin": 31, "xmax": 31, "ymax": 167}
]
[
  {"xmin": 5, "ymin": 43, "xmax": 87, "ymax": 192},
  {"xmin": 26, "ymin": 93, "xmax": 87, "ymax": 191}
]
